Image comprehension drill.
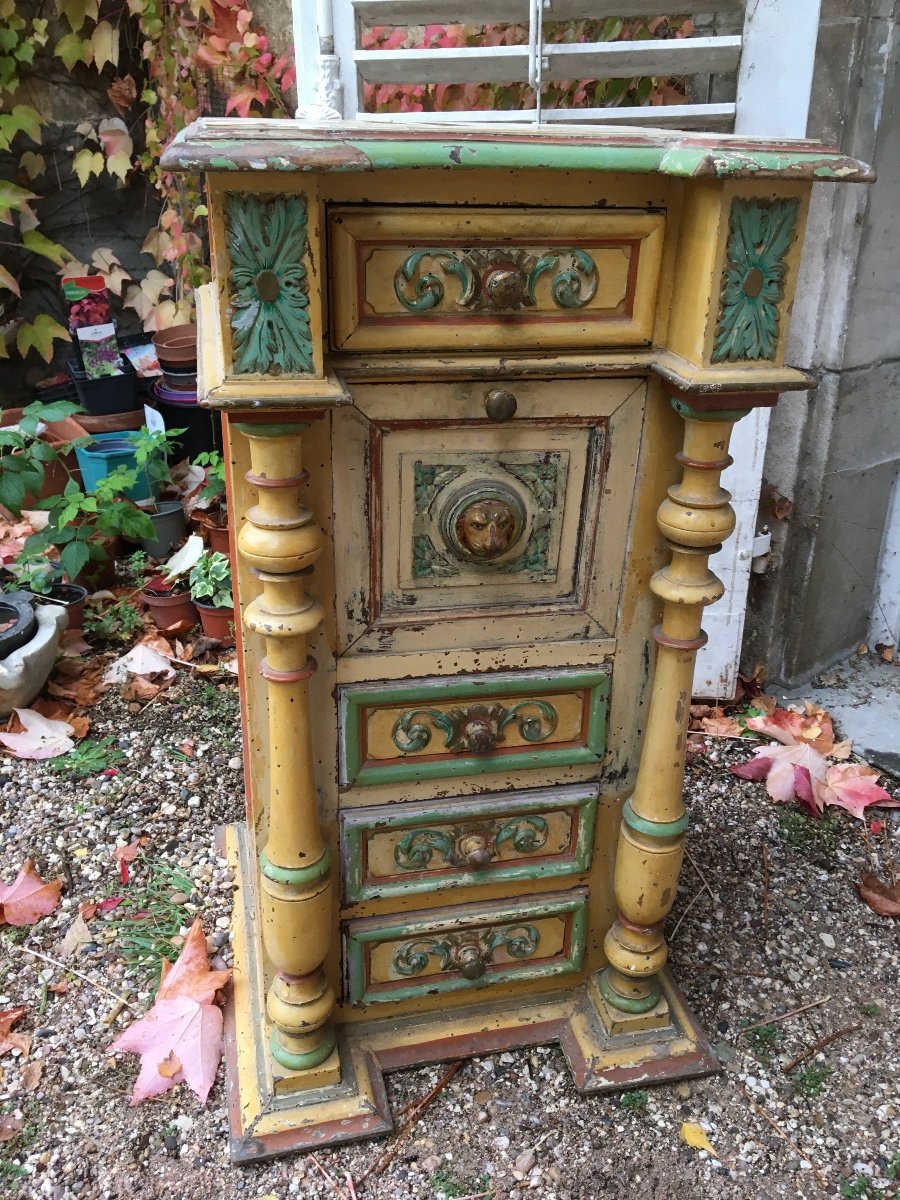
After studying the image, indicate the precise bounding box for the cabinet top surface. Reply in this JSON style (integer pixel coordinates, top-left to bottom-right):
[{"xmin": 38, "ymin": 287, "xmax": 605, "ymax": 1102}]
[{"xmin": 162, "ymin": 118, "xmax": 873, "ymax": 183}]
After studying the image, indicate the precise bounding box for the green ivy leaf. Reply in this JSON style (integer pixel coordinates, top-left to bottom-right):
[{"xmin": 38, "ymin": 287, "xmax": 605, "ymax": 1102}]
[
  {"xmin": 15, "ymin": 314, "xmax": 71, "ymax": 361},
  {"xmin": 54, "ymin": 32, "xmax": 89, "ymax": 70},
  {"xmin": 22, "ymin": 228, "xmax": 72, "ymax": 267}
]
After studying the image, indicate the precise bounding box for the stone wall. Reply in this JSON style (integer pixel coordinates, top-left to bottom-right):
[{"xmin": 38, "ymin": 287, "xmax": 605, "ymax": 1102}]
[{"xmin": 743, "ymin": 0, "xmax": 900, "ymax": 684}]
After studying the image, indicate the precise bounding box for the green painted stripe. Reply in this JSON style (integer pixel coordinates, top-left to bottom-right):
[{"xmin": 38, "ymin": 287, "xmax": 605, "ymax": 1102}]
[
  {"xmin": 597, "ymin": 970, "xmax": 662, "ymax": 1014},
  {"xmin": 268, "ymin": 1026, "xmax": 336, "ymax": 1071},
  {"xmin": 260, "ymin": 846, "xmax": 331, "ymax": 886},
  {"xmin": 234, "ymin": 422, "xmax": 311, "ymax": 437},
  {"xmin": 671, "ymin": 399, "xmax": 751, "ymax": 423},
  {"xmin": 622, "ymin": 799, "xmax": 688, "ymax": 840}
]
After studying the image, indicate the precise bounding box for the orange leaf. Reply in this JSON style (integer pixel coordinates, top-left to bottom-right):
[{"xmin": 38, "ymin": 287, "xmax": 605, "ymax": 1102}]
[
  {"xmin": 856, "ymin": 873, "xmax": 900, "ymax": 917},
  {"xmin": 0, "ymin": 1008, "xmax": 30, "ymax": 1056},
  {"xmin": 157, "ymin": 1050, "xmax": 182, "ymax": 1078},
  {"xmin": 815, "ymin": 762, "xmax": 896, "ymax": 820},
  {"xmin": 21, "ymin": 1059, "xmax": 44, "ymax": 1090},
  {"xmin": 106, "ymin": 74, "xmax": 137, "ymax": 115},
  {"xmin": 0, "ymin": 860, "xmax": 62, "ymax": 927},
  {"xmin": 0, "ymin": 1114, "xmax": 23, "ymax": 1142},
  {"xmin": 113, "ymin": 836, "xmax": 148, "ymax": 863}
]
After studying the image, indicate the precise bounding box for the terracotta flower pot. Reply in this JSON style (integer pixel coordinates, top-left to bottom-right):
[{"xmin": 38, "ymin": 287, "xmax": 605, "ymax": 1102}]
[
  {"xmin": 153, "ymin": 324, "xmax": 197, "ymax": 367},
  {"xmin": 194, "ymin": 601, "xmax": 234, "ymax": 644},
  {"xmin": 142, "ymin": 587, "xmax": 199, "ymax": 631},
  {"xmin": 208, "ymin": 520, "xmax": 230, "ymax": 556},
  {"xmin": 36, "ymin": 583, "xmax": 89, "ymax": 631}
]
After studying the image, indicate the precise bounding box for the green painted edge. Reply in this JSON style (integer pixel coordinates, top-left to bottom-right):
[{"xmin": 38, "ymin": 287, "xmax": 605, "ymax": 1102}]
[
  {"xmin": 341, "ymin": 791, "xmax": 599, "ymax": 904},
  {"xmin": 622, "ymin": 799, "xmax": 688, "ymax": 840},
  {"xmin": 163, "ymin": 130, "xmax": 872, "ymax": 183},
  {"xmin": 268, "ymin": 1025, "xmax": 336, "ymax": 1071},
  {"xmin": 344, "ymin": 892, "xmax": 587, "ymax": 1006},
  {"xmin": 670, "ymin": 398, "xmax": 752, "ymax": 423},
  {"xmin": 340, "ymin": 669, "xmax": 609, "ymax": 788},
  {"xmin": 597, "ymin": 970, "xmax": 662, "ymax": 1014},
  {"xmin": 260, "ymin": 845, "xmax": 332, "ymax": 886},
  {"xmin": 233, "ymin": 422, "xmax": 312, "ymax": 437}
]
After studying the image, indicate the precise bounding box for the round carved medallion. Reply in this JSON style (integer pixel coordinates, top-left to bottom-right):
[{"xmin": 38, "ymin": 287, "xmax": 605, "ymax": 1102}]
[{"xmin": 441, "ymin": 482, "xmax": 526, "ymax": 564}]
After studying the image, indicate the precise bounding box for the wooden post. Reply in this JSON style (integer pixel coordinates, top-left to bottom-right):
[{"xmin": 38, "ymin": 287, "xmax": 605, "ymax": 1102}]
[
  {"xmin": 599, "ymin": 397, "xmax": 751, "ymax": 1020},
  {"xmin": 236, "ymin": 422, "xmax": 340, "ymax": 1084}
]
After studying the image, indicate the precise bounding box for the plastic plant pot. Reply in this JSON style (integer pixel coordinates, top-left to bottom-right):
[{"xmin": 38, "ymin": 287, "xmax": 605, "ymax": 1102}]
[
  {"xmin": 140, "ymin": 500, "xmax": 187, "ymax": 560},
  {"xmin": 35, "ymin": 583, "xmax": 89, "ymax": 631},
  {"xmin": 194, "ymin": 601, "xmax": 234, "ymax": 644},
  {"xmin": 67, "ymin": 358, "xmax": 140, "ymax": 416},
  {"xmin": 74, "ymin": 432, "xmax": 157, "ymax": 503},
  {"xmin": 153, "ymin": 385, "xmax": 222, "ymax": 461},
  {"xmin": 141, "ymin": 586, "xmax": 198, "ymax": 631},
  {"xmin": 161, "ymin": 368, "xmax": 198, "ymax": 392},
  {"xmin": 153, "ymin": 324, "xmax": 197, "ymax": 366},
  {"xmin": 0, "ymin": 592, "xmax": 38, "ymax": 660},
  {"xmin": 208, "ymin": 520, "xmax": 230, "ymax": 556}
]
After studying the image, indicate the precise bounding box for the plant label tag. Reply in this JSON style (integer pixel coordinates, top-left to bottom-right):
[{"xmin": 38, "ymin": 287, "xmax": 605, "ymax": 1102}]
[{"xmin": 144, "ymin": 405, "xmax": 166, "ymax": 434}]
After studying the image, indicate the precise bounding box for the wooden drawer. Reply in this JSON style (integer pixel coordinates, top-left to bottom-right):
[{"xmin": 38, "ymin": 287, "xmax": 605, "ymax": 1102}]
[
  {"xmin": 329, "ymin": 205, "xmax": 664, "ymax": 353},
  {"xmin": 338, "ymin": 667, "xmax": 609, "ymax": 788},
  {"xmin": 341, "ymin": 784, "xmax": 598, "ymax": 904},
  {"xmin": 343, "ymin": 890, "xmax": 587, "ymax": 1005}
]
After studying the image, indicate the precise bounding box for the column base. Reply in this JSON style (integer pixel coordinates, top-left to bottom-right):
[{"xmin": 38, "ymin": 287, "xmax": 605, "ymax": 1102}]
[{"xmin": 220, "ymin": 822, "xmax": 720, "ymax": 1163}]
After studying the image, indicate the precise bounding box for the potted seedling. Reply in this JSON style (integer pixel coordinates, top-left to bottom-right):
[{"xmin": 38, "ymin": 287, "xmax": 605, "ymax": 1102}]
[
  {"xmin": 190, "ymin": 450, "xmax": 229, "ymax": 555},
  {"xmin": 188, "ymin": 550, "xmax": 234, "ymax": 642},
  {"xmin": 0, "ymin": 398, "xmax": 85, "ymax": 513},
  {"xmin": 6, "ymin": 554, "xmax": 89, "ymax": 631},
  {"xmin": 130, "ymin": 425, "xmax": 188, "ymax": 558}
]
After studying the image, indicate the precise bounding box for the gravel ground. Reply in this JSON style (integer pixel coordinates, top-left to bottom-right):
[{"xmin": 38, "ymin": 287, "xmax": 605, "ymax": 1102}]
[{"xmin": 1, "ymin": 675, "xmax": 898, "ymax": 1200}]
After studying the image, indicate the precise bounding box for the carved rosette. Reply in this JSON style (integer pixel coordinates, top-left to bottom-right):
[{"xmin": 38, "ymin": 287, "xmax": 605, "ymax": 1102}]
[
  {"xmin": 393, "ymin": 924, "xmax": 540, "ymax": 980},
  {"xmin": 392, "ymin": 700, "xmax": 559, "ymax": 756},
  {"xmin": 712, "ymin": 197, "xmax": 799, "ymax": 363},
  {"xmin": 225, "ymin": 193, "xmax": 313, "ymax": 375},
  {"xmin": 393, "ymin": 815, "xmax": 550, "ymax": 871}
]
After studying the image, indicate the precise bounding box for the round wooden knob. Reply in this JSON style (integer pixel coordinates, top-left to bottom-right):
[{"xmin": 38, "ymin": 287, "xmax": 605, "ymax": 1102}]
[
  {"xmin": 484, "ymin": 390, "xmax": 518, "ymax": 423},
  {"xmin": 455, "ymin": 942, "xmax": 486, "ymax": 979},
  {"xmin": 457, "ymin": 833, "xmax": 492, "ymax": 870}
]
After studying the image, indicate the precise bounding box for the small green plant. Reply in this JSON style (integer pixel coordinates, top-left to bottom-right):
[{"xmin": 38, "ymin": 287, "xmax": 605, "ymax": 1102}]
[
  {"xmin": 121, "ymin": 550, "xmax": 150, "ymax": 588},
  {"xmin": 48, "ymin": 736, "xmax": 125, "ymax": 778},
  {"xmin": 840, "ymin": 1176, "xmax": 882, "ymax": 1199},
  {"xmin": 620, "ymin": 1089, "xmax": 650, "ymax": 1113},
  {"xmin": 2, "ymin": 550, "xmax": 61, "ymax": 596},
  {"xmin": 428, "ymin": 1164, "xmax": 491, "ymax": 1198},
  {"xmin": 777, "ymin": 808, "xmax": 842, "ymax": 853},
  {"xmin": 26, "ymin": 468, "xmax": 154, "ymax": 581},
  {"xmin": 859, "ymin": 1001, "xmax": 882, "ymax": 1018},
  {"xmin": 83, "ymin": 598, "xmax": 144, "ymax": 643},
  {"xmin": 130, "ymin": 426, "xmax": 187, "ymax": 509},
  {"xmin": 791, "ymin": 1064, "xmax": 833, "ymax": 1098},
  {"xmin": 0, "ymin": 1099, "xmax": 43, "ymax": 1193},
  {"xmin": 189, "ymin": 551, "xmax": 232, "ymax": 609},
  {"xmin": 887, "ymin": 1155, "xmax": 900, "ymax": 1180},
  {"xmin": 104, "ymin": 856, "xmax": 195, "ymax": 989},
  {"xmin": 744, "ymin": 1023, "xmax": 784, "ymax": 1059},
  {"xmin": 197, "ymin": 680, "xmax": 240, "ymax": 721},
  {"xmin": 193, "ymin": 450, "xmax": 227, "ymax": 507}
]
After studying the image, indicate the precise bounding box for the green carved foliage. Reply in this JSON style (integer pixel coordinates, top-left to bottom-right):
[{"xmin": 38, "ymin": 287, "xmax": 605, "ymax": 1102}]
[
  {"xmin": 225, "ymin": 192, "xmax": 313, "ymax": 375},
  {"xmin": 712, "ymin": 197, "xmax": 800, "ymax": 364}
]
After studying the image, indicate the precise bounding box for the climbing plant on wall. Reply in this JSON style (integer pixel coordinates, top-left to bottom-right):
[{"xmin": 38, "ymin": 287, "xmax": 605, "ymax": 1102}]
[{"xmin": 0, "ymin": 0, "xmax": 294, "ymax": 362}]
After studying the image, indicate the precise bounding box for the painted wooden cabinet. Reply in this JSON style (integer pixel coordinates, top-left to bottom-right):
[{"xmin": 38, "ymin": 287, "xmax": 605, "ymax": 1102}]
[{"xmin": 162, "ymin": 121, "xmax": 870, "ymax": 1161}]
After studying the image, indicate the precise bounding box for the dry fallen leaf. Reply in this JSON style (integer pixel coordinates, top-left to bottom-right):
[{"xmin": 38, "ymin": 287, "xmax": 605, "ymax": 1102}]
[
  {"xmin": 856, "ymin": 873, "xmax": 900, "ymax": 918},
  {"xmin": 54, "ymin": 913, "xmax": 93, "ymax": 961},
  {"xmin": 0, "ymin": 1008, "xmax": 30, "ymax": 1057},
  {"xmin": 0, "ymin": 708, "xmax": 75, "ymax": 760},
  {"xmin": 21, "ymin": 1059, "xmax": 44, "ymax": 1091},
  {"xmin": 699, "ymin": 710, "xmax": 744, "ymax": 738},
  {"xmin": 0, "ymin": 1113, "xmax": 23, "ymax": 1142},
  {"xmin": 0, "ymin": 860, "xmax": 63, "ymax": 927},
  {"xmin": 680, "ymin": 1121, "xmax": 717, "ymax": 1157},
  {"xmin": 111, "ymin": 919, "xmax": 232, "ymax": 1105}
]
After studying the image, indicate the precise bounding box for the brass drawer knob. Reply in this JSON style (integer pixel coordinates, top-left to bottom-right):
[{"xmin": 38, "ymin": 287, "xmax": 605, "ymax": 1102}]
[
  {"xmin": 484, "ymin": 389, "xmax": 517, "ymax": 423},
  {"xmin": 454, "ymin": 941, "xmax": 487, "ymax": 980},
  {"xmin": 456, "ymin": 833, "xmax": 492, "ymax": 870}
]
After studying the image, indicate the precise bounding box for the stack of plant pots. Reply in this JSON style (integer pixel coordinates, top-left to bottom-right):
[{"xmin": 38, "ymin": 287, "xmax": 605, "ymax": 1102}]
[{"xmin": 152, "ymin": 325, "xmax": 221, "ymax": 459}]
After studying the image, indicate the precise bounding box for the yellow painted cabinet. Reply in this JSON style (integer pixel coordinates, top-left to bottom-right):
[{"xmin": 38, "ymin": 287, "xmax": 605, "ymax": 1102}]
[{"xmin": 162, "ymin": 119, "xmax": 870, "ymax": 1160}]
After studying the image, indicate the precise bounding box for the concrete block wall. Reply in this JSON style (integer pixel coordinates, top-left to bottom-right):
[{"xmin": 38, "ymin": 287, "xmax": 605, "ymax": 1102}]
[{"xmin": 743, "ymin": 0, "xmax": 900, "ymax": 685}]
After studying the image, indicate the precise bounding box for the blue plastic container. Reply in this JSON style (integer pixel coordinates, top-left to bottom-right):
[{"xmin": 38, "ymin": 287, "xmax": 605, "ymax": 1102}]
[{"xmin": 74, "ymin": 432, "xmax": 157, "ymax": 502}]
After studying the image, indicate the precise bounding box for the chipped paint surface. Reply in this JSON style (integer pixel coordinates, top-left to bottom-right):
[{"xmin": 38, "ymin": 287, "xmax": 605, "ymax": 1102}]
[{"xmin": 161, "ymin": 120, "xmax": 874, "ymax": 183}]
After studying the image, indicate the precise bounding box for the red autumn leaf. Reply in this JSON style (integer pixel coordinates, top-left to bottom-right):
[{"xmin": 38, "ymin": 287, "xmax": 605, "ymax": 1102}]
[
  {"xmin": 0, "ymin": 1114, "xmax": 23, "ymax": 1143},
  {"xmin": 856, "ymin": 873, "xmax": 900, "ymax": 918},
  {"xmin": 0, "ymin": 860, "xmax": 62, "ymax": 927},
  {"xmin": 97, "ymin": 896, "xmax": 122, "ymax": 914},
  {"xmin": 80, "ymin": 901, "xmax": 98, "ymax": 921},
  {"xmin": 110, "ymin": 919, "xmax": 231, "ymax": 1105},
  {"xmin": 106, "ymin": 74, "xmax": 137, "ymax": 115},
  {"xmin": 746, "ymin": 704, "xmax": 836, "ymax": 756},
  {"xmin": 814, "ymin": 763, "xmax": 899, "ymax": 821},
  {"xmin": 113, "ymin": 836, "xmax": 148, "ymax": 864},
  {"xmin": 731, "ymin": 741, "xmax": 828, "ymax": 810},
  {"xmin": 0, "ymin": 1007, "xmax": 30, "ymax": 1056}
]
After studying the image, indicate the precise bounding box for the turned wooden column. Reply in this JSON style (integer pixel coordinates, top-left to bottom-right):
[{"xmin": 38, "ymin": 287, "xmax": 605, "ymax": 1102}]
[
  {"xmin": 600, "ymin": 397, "xmax": 753, "ymax": 1016},
  {"xmin": 236, "ymin": 422, "xmax": 338, "ymax": 1080}
]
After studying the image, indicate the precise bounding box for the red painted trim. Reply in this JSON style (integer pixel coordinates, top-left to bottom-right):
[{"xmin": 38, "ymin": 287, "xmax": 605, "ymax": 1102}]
[
  {"xmin": 258, "ymin": 655, "xmax": 318, "ymax": 683},
  {"xmin": 652, "ymin": 625, "xmax": 708, "ymax": 652},
  {"xmin": 675, "ymin": 452, "xmax": 733, "ymax": 472}
]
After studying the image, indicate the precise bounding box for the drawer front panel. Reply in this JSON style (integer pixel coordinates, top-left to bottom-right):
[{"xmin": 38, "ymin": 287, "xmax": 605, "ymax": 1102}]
[
  {"xmin": 343, "ymin": 890, "xmax": 587, "ymax": 1005},
  {"xmin": 341, "ymin": 784, "xmax": 598, "ymax": 904},
  {"xmin": 338, "ymin": 667, "xmax": 609, "ymax": 787},
  {"xmin": 329, "ymin": 206, "xmax": 664, "ymax": 352}
]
